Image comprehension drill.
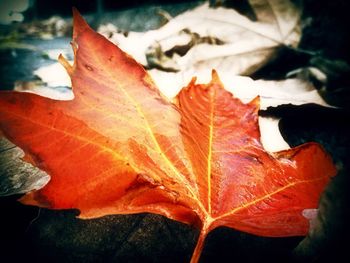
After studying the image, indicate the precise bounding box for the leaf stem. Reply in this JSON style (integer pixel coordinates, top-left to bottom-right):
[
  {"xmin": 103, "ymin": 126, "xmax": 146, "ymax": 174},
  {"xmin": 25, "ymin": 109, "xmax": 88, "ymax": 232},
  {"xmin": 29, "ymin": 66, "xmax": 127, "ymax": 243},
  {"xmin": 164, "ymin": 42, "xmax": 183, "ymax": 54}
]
[
  {"xmin": 190, "ymin": 229, "xmax": 207, "ymax": 263},
  {"xmin": 190, "ymin": 219, "xmax": 212, "ymax": 263}
]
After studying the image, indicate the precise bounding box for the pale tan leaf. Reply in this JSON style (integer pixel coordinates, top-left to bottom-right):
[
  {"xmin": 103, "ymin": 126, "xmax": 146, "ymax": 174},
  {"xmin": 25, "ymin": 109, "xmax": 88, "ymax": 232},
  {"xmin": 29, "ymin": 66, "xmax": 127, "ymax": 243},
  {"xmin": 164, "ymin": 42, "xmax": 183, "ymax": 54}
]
[{"xmin": 99, "ymin": 0, "xmax": 301, "ymax": 75}]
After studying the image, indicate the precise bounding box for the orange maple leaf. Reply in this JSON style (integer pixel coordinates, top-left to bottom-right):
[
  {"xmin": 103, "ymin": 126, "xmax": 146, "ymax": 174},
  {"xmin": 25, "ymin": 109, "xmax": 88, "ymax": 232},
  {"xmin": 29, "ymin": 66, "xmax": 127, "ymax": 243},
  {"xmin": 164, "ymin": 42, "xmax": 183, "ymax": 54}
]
[{"xmin": 0, "ymin": 9, "xmax": 336, "ymax": 263}]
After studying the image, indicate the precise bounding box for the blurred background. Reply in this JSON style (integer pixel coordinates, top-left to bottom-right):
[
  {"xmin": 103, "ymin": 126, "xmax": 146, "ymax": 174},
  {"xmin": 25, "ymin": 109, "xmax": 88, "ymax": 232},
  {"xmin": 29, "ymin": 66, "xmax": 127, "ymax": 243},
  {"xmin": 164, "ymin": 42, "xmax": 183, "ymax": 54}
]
[{"xmin": 0, "ymin": 0, "xmax": 205, "ymax": 91}]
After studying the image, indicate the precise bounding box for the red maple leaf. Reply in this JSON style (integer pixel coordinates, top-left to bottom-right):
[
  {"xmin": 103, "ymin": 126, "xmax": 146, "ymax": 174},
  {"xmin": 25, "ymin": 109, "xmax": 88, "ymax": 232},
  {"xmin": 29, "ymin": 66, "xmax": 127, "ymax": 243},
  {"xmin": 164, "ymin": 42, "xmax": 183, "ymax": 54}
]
[{"xmin": 0, "ymin": 9, "xmax": 336, "ymax": 262}]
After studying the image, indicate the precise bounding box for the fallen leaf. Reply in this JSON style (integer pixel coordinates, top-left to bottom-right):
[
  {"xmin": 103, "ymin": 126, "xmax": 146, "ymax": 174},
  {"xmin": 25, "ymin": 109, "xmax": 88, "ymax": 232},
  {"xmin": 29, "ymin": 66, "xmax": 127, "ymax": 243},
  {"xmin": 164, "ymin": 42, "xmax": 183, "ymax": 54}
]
[
  {"xmin": 101, "ymin": 0, "xmax": 301, "ymax": 75},
  {"xmin": 0, "ymin": 9, "xmax": 336, "ymax": 263}
]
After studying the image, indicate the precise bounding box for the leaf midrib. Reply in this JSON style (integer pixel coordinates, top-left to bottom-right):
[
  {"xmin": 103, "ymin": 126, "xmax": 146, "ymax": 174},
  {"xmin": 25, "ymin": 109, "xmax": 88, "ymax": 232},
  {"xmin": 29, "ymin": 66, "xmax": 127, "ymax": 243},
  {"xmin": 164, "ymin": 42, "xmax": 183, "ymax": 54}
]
[{"xmin": 207, "ymin": 88, "xmax": 215, "ymax": 214}]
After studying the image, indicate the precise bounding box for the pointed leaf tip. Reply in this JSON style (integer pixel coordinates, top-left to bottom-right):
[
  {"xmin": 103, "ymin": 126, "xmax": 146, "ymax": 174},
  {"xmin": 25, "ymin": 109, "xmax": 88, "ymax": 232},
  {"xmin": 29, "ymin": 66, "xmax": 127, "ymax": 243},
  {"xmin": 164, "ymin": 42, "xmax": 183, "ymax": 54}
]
[
  {"xmin": 72, "ymin": 7, "xmax": 90, "ymax": 39},
  {"xmin": 250, "ymin": 96, "xmax": 261, "ymax": 109},
  {"xmin": 188, "ymin": 77, "xmax": 197, "ymax": 87},
  {"xmin": 210, "ymin": 69, "xmax": 223, "ymax": 87},
  {"xmin": 58, "ymin": 54, "xmax": 73, "ymax": 75}
]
